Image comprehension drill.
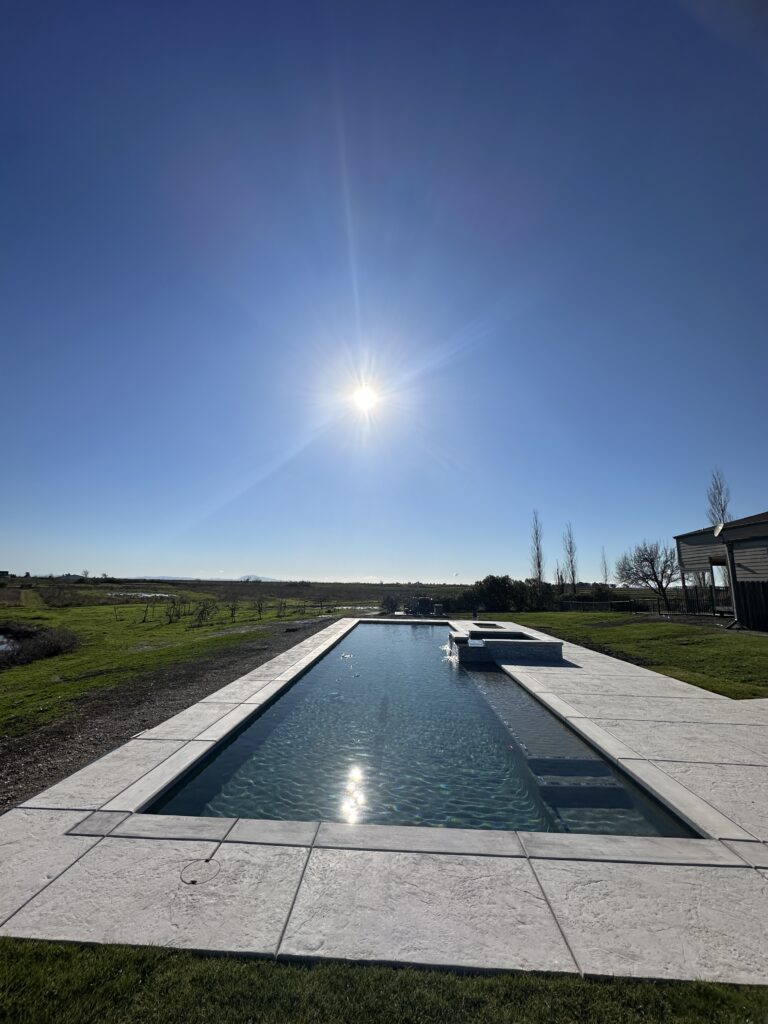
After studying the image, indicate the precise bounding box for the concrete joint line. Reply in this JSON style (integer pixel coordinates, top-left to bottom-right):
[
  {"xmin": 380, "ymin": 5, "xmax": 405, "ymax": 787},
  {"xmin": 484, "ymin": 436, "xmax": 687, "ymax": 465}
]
[
  {"xmin": 0, "ymin": 834, "xmax": 106, "ymax": 931},
  {"xmin": 275, "ymin": 824, "xmax": 321, "ymax": 958},
  {"xmin": 722, "ymin": 840, "xmax": 768, "ymax": 870},
  {"xmin": 20, "ymin": 805, "xmax": 95, "ymax": 814},
  {"xmin": 205, "ymin": 816, "xmax": 242, "ymax": 862},
  {"xmin": 526, "ymin": 858, "xmax": 583, "ymax": 977}
]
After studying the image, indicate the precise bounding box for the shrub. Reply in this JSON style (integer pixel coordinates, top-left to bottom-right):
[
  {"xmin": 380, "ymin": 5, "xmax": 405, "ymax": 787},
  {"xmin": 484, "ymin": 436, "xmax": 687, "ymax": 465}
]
[{"xmin": 0, "ymin": 621, "xmax": 79, "ymax": 670}]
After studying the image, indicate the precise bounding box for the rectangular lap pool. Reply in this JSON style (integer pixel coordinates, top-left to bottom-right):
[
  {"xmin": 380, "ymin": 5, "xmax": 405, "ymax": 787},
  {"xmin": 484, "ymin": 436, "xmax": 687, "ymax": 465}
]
[{"xmin": 149, "ymin": 624, "xmax": 695, "ymax": 837}]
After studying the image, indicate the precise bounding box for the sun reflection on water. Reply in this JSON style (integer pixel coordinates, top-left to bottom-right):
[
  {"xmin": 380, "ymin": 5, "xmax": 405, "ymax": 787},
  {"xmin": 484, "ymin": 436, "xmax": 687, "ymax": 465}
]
[{"xmin": 341, "ymin": 764, "xmax": 366, "ymax": 822}]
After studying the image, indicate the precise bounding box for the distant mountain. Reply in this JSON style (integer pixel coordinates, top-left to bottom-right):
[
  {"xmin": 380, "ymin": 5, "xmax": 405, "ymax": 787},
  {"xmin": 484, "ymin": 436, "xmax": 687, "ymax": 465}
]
[
  {"xmin": 132, "ymin": 576, "xmax": 201, "ymax": 581},
  {"xmin": 128, "ymin": 575, "xmax": 280, "ymax": 582}
]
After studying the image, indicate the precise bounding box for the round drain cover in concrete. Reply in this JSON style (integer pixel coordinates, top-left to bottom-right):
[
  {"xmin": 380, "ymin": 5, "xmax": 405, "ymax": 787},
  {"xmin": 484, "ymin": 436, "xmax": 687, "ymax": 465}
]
[{"xmin": 181, "ymin": 859, "xmax": 220, "ymax": 885}]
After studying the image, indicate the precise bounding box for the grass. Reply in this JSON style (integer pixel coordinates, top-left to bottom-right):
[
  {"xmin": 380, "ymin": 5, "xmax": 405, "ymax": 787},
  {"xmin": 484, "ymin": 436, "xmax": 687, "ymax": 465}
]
[
  {"xmin": 0, "ymin": 597, "xmax": 331, "ymax": 738},
  {"xmin": 1, "ymin": 940, "xmax": 767, "ymax": 1024},
  {"xmin": 498, "ymin": 612, "xmax": 768, "ymax": 699}
]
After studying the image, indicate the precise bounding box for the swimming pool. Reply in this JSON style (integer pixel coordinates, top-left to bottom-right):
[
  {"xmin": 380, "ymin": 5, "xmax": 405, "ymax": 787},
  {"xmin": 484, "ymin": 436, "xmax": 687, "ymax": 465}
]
[{"xmin": 149, "ymin": 623, "xmax": 695, "ymax": 837}]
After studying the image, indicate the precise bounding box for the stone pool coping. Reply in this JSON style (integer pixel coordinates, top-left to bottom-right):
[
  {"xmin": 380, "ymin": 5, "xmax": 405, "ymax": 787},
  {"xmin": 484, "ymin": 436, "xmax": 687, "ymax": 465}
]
[{"xmin": 1, "ymin": 617, "xmax": 767, "ymax": 983}]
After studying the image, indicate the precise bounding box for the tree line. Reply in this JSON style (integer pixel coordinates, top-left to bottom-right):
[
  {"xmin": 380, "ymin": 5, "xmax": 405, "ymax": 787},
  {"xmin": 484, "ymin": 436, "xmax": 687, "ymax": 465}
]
[{"xmin": 472, "ymin": 467, "xmax": 735, "ymax": 614}]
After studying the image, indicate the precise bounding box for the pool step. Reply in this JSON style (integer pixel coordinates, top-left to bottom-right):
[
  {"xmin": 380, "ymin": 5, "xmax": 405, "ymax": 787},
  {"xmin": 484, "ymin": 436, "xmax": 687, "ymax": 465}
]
[
  {"xmin": 527, "ymin": 757, "xmax": 613, "ymax": 778},
  {"xmin": 538, "ymin": 783, "xmax": 633, "ymax": 810},
  {"xmin": 529, "ymin": 756, "xmax": 632, "ymax": 810}
]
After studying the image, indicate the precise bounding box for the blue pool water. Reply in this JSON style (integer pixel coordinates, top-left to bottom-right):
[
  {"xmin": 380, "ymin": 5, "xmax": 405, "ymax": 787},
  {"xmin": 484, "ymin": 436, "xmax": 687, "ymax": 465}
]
[{"xmin": 150, "ymin": 624, "xmax": 695, "ymax": 836}]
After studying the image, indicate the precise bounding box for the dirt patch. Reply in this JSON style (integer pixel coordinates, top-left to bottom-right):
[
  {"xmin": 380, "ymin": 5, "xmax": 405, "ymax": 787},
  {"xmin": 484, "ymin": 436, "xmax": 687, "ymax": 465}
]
[{"xmin": 0, "ymin": 617, "xmax": 339, "ymax": 814}]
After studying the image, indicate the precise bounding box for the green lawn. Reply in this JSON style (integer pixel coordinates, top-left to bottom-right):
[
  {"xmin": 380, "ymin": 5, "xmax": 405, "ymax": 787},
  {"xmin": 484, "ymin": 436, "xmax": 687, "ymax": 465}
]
[
  {"xmin": 496, "ymin": 612, "xmax": 768, "ymax": 699},
  {"xmin": 0, "ymin": 598, "xmax": 326, "ymax": 738},
  {"xmin": 1, "ymin": 940, "xmax": 766, "ymax": 1024}
]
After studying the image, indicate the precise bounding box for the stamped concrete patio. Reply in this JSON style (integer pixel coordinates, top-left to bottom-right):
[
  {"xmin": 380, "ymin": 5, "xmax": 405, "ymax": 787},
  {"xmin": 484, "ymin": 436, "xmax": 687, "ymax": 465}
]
[{"xmin": 1, "ymin": 618, "xmax": 767, "ymax": 984}]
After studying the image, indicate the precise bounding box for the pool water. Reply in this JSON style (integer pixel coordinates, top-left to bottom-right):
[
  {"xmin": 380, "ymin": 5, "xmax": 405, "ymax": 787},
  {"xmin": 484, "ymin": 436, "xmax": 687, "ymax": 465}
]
[{"xmin": 150, "ymin": 624, "xmax": 695, "ymax": 836}]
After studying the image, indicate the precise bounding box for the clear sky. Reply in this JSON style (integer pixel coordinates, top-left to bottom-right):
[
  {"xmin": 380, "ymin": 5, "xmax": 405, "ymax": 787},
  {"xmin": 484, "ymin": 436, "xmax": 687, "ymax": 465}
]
[{"xmin": 2, "ymin": 1, "xmax": 766, "ymax": 583}]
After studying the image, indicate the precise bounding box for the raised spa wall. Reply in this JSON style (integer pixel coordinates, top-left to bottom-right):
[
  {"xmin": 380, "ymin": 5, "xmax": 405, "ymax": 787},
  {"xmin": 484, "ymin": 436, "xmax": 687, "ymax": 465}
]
[{"xmin": 449, "ymin": 626, "xmax": 563, "ymax": 664}]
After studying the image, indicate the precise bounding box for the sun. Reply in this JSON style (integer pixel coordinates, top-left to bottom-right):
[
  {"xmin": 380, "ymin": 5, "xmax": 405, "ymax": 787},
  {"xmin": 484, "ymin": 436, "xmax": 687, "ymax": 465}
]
[{"xmin": 352, "ymin": 384, "xmax": 379, "ymax": 413}]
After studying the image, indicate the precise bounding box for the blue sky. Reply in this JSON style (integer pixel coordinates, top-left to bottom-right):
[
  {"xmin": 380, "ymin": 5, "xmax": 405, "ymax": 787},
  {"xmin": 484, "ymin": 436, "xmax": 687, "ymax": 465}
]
[{"xmin": 2, "ymin": 1, "xmax": 766, "ymax": 583}]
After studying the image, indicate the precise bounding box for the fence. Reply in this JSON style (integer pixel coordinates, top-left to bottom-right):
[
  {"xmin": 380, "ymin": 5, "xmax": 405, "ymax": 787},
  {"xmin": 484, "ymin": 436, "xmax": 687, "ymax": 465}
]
[
  {"xmin": 552, "ymin": 583, "xmax": 768, "ymax": 631},
  {"xmin": 554, "ymin": 599, "xmax": 657, "ymax": 613},
  {"xmin": 679, "ymin": 585, "xmax": 733, "ymax": 617},
  {"xmin": 738, "ymin": 581, "xmax": 768, "ymax": 632},
  {"xmin": 552, "ymin": 586, "xmax": 732, "ymax": 617}
]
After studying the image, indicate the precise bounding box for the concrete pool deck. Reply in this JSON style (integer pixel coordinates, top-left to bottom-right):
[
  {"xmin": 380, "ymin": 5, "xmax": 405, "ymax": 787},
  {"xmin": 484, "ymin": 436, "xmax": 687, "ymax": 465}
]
[{"xmin": 1, "ymin": 617, "xmax": 768, "ymax": 983}]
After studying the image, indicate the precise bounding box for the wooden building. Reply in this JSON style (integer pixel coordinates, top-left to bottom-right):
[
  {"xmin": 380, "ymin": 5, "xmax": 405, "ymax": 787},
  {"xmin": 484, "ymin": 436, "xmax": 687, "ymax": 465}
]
[{"xmin": 675, "ymin": 511, "xmax": 768, "ymax": 631}]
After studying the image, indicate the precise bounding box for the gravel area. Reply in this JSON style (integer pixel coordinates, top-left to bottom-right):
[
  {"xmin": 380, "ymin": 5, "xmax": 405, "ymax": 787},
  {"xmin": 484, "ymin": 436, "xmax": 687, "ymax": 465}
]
[{"xmin": 0, "ymin": 617, "xmax": 338, "ymax": 814}]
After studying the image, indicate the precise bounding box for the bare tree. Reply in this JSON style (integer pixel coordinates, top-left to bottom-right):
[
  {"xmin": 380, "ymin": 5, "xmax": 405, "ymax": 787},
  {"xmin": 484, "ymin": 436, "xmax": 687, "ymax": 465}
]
[
  {"xmin": 165, "ymin": 597, "xmax": 182, "ymax": 624},
  {"xmin": 615, "ymin": 540, "xmax": 680, "ymax": 611},
  {"xmin": 706, "ymin": 467, "xmax": 731, "ymax": 526},
  {"xmin": 600, "ymin": 547, "xmax": 610, "ymax": 585},
  {"xmin": 227, "ymin": 597, "xmax": 239, "ymax": 622},
  {"xmin": 81, "ymin": 569, "xmax": 90, "ymax": 579},
  {"xmin": 706, "ymin": 468, "xmax": 733, "ymax": 588},
  {"xmin": 530, "ymin": 510, "xmax": 545, "ymax": 585},
  {"xmin": 563, "ymin": 523, "xmax": 578, "ymax": 594},
  {"xmin": 553, "ymin": 560, "xmax": 565, "ymax": 593},
  {"xmin": 192, "ymin": 599, "xmax": 218, "ymax": 628}
]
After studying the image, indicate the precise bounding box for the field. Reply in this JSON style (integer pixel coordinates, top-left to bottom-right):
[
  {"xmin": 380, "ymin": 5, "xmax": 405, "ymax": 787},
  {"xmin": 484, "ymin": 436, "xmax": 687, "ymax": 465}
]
[
  {"xmin": 0, "ymin": 595, "xmax": 318, "ymax": 738},
  {"xmin": 0, "ymin": 578, "xmax": 458, "ymax": 738}
]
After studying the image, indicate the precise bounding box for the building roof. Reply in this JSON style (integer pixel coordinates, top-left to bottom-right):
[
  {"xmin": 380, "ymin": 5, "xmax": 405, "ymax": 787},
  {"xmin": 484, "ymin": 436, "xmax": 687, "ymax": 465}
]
[{"xmin": 675, "ymin": 511, "xmax": 768, "ymax": 541}]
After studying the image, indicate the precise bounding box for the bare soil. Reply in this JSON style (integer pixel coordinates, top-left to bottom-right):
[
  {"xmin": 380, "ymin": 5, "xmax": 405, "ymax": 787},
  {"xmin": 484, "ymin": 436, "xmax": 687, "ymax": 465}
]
[{"xmin": 0, "ymin": 616, "xmax": 337, "ymax": 814}]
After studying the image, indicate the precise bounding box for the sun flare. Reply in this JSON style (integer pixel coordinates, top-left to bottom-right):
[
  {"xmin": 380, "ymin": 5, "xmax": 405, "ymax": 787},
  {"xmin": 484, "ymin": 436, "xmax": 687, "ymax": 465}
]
[{"xmin": 352, "ymin": 385, "xmax": 379, "ymax": 413}]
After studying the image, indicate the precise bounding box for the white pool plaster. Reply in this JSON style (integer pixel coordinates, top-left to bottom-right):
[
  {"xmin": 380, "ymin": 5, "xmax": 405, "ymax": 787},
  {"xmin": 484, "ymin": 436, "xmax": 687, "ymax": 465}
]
[{"xmin": 2, "ymin": 616, "xmax": 768, "ymax": 983}]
